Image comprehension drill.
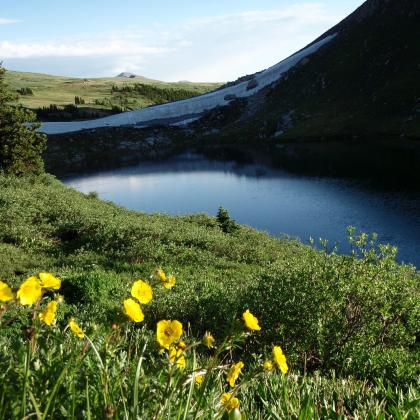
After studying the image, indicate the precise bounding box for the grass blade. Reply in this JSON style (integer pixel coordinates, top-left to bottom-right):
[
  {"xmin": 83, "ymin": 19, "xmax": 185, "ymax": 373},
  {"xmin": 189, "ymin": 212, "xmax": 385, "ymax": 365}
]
[{"xmin": 132, "ymin": 339, "xmax": 148, "ymax": 419}]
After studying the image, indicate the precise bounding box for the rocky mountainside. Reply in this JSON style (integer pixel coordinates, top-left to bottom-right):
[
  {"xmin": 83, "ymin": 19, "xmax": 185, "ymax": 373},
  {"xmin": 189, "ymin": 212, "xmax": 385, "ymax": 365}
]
[
  {"xmin": 194, "ymin": 0, "xmax": 420, "ymax": 184},
  {"xmin": 213, "ymin": 0, "xmax": 419, "ymax": 141},
  {"xmin": 117, "ymin": 72, "xmax": 138, "ymax": 78}
]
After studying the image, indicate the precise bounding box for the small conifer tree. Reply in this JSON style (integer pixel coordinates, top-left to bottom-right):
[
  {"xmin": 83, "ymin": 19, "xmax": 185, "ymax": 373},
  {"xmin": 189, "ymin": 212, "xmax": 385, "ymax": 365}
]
[
  {"xmin": 0, "ymin": 64, "xmax": 47, "ymax": 175},
  {"xmin": 217, "ymin": 206, "xmax": 239, "ymax": 234}
]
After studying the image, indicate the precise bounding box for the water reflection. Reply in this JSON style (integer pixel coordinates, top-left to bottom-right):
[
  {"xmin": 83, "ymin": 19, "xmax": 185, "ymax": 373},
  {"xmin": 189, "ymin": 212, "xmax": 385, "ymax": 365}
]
[{"xmin": 64, "ymin": 154, "xmax": 420, "ymax": 267}]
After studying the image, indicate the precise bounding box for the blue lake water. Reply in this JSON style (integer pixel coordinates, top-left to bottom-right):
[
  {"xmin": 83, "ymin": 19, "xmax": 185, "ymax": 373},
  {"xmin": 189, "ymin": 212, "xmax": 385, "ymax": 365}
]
[{"xmin": 64, "ymin": 154, "xmax": 420, "ymax": 267}]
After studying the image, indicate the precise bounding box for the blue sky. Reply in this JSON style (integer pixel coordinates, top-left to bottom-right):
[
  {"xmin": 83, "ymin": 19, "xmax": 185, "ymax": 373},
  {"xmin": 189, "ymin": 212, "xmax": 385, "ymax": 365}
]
[{"xmin": 0, "ymin": 1, "xmax": 364, "ymax": 81}]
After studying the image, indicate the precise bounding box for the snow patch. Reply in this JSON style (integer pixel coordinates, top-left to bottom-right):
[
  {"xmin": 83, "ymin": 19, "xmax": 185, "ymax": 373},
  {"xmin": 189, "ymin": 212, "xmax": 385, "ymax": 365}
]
[{"xmin": 40, "ymin": 34, "xmax": 336, "ymax": 135}]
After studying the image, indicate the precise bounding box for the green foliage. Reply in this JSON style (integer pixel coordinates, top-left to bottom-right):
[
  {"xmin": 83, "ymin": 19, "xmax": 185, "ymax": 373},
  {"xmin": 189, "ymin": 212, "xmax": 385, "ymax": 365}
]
[
  {"xmin": 0, "ymin": 174, "xmax": 418, "ymax": 417},
  {"xmin": 1, "ymin": 321, "xmax": 418, "ymax": 419},
  {"xmin": 111, "ymin": 83, "xmax": 202, "ymax": 104},
  {"xmin": 0, "ymin": 65, "xmax": 46, "ymax": 175},
  {"xmin": 16, "ymin": 87, "xmax": 33, "ymax": 96},
  {"xmin": 35, "ymin": 103, "xmax": 115, "ymax": 122},
  {"xmin": 247, "ymin": 234, "xmax": 419, "ymax": 384},
  {"xmin": 217, "ymin": 207, "xmax": 239, "ymax": 234},
  {"xmin": 74, "ymin": 96, "xmax": 85, "ymax": 105}
]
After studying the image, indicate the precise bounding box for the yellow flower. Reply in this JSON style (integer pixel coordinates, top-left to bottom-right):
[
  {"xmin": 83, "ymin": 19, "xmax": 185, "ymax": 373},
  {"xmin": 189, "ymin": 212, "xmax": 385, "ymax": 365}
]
[
  {"xmin": 195, "ymin": 374, "xmax": 203, "ymax": 385},
  {"xmin": 163, "ymin": 274, "xmax": 176, "ymax": 289},
  {"xmin": 16, "ymin": 276, "xmax": 42, "ymax": 305},
  {"xmin": 221, "ymin": 393, "xmax": 240, "ymax": 413},
  {"xmin": 263, "ymin": 360, "xmax": 274, "ymax": 371},
  {"xmin": 177, "ymin": 341, "xmax": 187, "ymax": 350},
  {"xmin": 0, "ymin": 280, "xmax": 14, "ymax": 302},
  {"xmin": 68, "ymin": 318, "xmax": 84, "ymax": 339},
  {"xmin": 156, "ymin": 320, "xmax": 183, "ymax": 349},
  {"xmin": 155, "ymin": 269, "xmax": 176, "ymax": 289},
  {"xmin": 242, "ymin": 309, "xmax": 261, "ymax": 331},
  {"xmin": 203, "ymin": 331, "xmax": 215, "ymax": 348},
  {"xmin": 273, "ymin": 345, "xmax": 288, "ymax": 374},
  {"xmin": 131, "ymin": 280, "xmax": 153, "ymax": 304},
  {"xmin": 169, "ymin": 347, "xmax": 185, "ymax": 369},
  {"xmin": 55, "ymin": 294, "xmax": 64, "ymax": 303},
  {"xmin": 39, "ymin": 301, "xmax": 58, "ymax": 326},
  {"xmin": 155, "ymin": 268, "xmax": 166, "ymax": 282},
  {"xmin": 123, "ymin": 298, "xmax": 145, "ymax": 323},
  {"xmin": 39, "ymin": 272, "xmax": 61, "ymax": 290},
  {"xmin": 226, "ymin": 361, "xmax": 244, "ymax": 387}
]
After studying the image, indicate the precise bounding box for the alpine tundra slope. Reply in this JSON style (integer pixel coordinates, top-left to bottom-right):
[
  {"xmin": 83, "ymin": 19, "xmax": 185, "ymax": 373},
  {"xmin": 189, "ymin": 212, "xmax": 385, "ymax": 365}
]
[{"xmin": 39, "ymin": 35, "xmax": 336, "ymax": 135}]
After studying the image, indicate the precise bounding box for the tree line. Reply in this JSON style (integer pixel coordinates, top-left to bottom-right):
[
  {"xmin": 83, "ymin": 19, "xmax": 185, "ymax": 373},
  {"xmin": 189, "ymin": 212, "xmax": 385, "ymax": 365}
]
[{"xmin": 111, "ymin": 83, "xmax": 200, "ymax": 104}]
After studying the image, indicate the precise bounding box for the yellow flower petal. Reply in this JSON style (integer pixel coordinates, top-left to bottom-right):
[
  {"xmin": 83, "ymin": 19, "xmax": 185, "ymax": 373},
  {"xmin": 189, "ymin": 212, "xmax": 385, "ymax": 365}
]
[
  {"xmin": 163, "ymin": 274, "xmax": 176, "ymax": 289},
  {"xmin": 39, "ymin": 301, "xmax": 58, "ymax": 326},
  {"xmin": 169, "ymin": 347, "xmax": 185, "ymax": 369},
  {"xmin": 123, "ymin": 298, "xmax": 145, "ymax": 323},
  {"xmin": 177, "ymin": 341, "xmax": 187, "ymax": 350},
  {"xmin": 273, "ymin": 345, "xmax": 288, "ymax": 374},
  {"xmin": 203, "ymin": 331, "xmax": 215, "ymax": 348},
  {"xmin": 195, "ymin": 374, "xmax": 203, "ymax": 385},
  {"xmin": 221, "ymin": 393, "xmax": 240, "ymax": 413},
  {"xmin": 16, "ymin": 276, "xmax": 42, "ymax": 306},
  {"xmin": 68, "ymin": 318, "xmax": 84, "ymax": 339},
  {"xmin": 263, "ymin": 360, "xmax": 274, "ymax": 371},
  {"xmin": 156, "ymin": 320, "xmax": 183, "ymax": 349},
  {"xmin": 242, "ymin": 309, "xmax": 261, "ymax": 331},
  {"xmin": 0, "ymin": 280, "xmax": 14, "ymax": 302},
  {"xmin": 39, "ymin": 272, "xmax": 61, "ymax": 290},
  {"xmin": 155, "ymin": 268, "xmax": 166, "ymax": 282},
  {"xmin": 226, "ymin": 361, "xmax": 244, "ymax": 387},
  {"xmin": 131, "ymin": 279, "xmax": 153, "ymax": 304}
]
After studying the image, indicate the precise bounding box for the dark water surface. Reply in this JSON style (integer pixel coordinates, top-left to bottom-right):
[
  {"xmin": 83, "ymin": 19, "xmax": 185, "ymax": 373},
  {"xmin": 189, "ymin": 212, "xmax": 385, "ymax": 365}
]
[{"xmin": 64, "ymin": 154, "xmax": 420, "ymax": 267}]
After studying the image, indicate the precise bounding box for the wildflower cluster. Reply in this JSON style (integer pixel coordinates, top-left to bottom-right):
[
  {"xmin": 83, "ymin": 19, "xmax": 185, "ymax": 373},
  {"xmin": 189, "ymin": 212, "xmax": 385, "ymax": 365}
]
[
  {"xmin": 0, "ymin": 271, "xmax": 290, "ymax": 418},
  {"xmin": 122, "ymin": 268, "xmax": 176, "ymax": 323},
  {"xmin": 1, "ymin": 273, "xmax": 62, "ymax": 325}
]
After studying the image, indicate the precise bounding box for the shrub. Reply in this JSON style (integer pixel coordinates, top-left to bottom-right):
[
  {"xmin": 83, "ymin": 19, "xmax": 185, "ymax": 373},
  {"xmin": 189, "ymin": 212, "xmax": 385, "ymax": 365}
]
[
  {"xmin": 16, "ymin": 87, "xmax": 33, "ymax": 96},
  {"xmin": 248, "ymin": 234, "xmax": 419, "ymax": 384}
]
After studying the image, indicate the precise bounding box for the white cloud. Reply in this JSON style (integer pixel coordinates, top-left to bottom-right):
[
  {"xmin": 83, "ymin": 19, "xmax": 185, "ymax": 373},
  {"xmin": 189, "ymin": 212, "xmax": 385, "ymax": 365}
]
[
  {"xmin": 1, "ymin": 3, "xmax": 342, "ymax": 81},
  {"xmin": 0, "ymin": 39, "xmax": 169, "ymax": 59},
  {"xmin": 0, "ymin": 18, "xmax": 21, "ymax": 24}
]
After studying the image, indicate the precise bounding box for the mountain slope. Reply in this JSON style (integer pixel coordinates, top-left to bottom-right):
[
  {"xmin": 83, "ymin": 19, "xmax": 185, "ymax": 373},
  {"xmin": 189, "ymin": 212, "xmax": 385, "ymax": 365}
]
[
  {"xmin": 231, "ymin": 0, "xmax": 420, "ymax": 141},
  {"xmin": 6, "ymin": 70, "xmax": 221, "ymax": 116},
  {"xmin": 38, "ymin": 36, "xmax": 335, "ymax": 134},
  {"xmin": 193, "ymin": 0, "xmax": 420, "ymax": 184}
]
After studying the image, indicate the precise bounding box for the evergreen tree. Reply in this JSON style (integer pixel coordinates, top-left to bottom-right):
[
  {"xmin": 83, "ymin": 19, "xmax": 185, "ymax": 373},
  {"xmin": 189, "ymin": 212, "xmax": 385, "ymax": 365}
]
[
  {"xmin": 217, "ymin": 207, "xmax": 239, "ymax": 234},
  {"xmin": 0, "ymin": 64, "xmax": 46, "ymax": 175}
]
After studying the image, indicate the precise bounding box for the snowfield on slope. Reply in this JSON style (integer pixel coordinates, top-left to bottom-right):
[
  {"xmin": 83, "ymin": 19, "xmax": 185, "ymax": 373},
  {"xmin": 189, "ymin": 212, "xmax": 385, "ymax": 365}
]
[{"xmin": 39, "ymin": 35, "xmax": 336, "ymax": 135}]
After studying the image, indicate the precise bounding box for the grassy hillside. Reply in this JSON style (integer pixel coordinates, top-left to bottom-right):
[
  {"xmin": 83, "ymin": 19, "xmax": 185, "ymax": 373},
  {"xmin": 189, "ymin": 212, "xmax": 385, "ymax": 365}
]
[
  {"xmin": 4, "ymin": 70, "xmax": 221, "ymax": 119},
  {"xmin": 0, "ymin": 174, "xmax": 418, "ymax": 417}
]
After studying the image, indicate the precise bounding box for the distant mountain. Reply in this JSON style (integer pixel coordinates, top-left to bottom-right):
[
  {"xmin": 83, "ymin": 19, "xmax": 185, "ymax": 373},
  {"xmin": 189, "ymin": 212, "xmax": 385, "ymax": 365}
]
[{"xmin": 117, "ymin": 72, "xmax": 138, "ymax": 78}]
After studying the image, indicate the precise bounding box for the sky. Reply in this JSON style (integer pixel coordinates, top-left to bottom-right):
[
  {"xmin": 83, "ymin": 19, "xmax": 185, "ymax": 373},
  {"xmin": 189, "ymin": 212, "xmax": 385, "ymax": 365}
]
[{"xmin": 0, "ymin": 0, "xmax": 365, "ymax": 82}]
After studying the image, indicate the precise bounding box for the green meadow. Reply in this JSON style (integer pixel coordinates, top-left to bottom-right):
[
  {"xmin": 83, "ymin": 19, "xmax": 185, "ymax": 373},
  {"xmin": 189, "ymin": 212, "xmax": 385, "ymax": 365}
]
[
  {"xmin": 0, "ymin": 174, "xmax": 418, "ymax": 418},
  {"xmin": 5, "ymin": 70, "xmax": 221, "ymax": 114}
]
